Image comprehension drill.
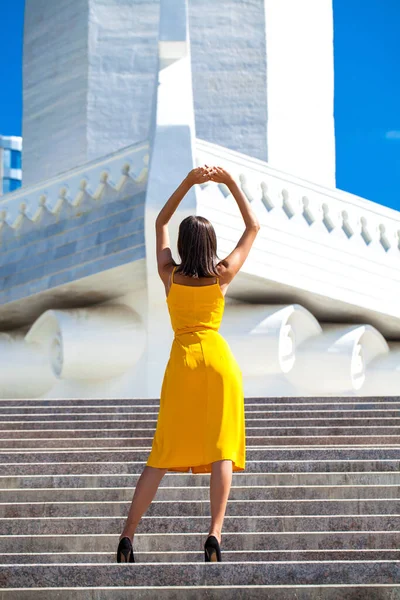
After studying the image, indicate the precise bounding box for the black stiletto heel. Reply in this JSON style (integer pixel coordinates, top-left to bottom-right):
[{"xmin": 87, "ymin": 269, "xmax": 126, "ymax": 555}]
[
  {"xmin": 117, "ymin": 536, "xmax": 135, "ymax": 563},
  {"xmin": 204, "ymin": 535, "xmax": 222, "ymax": 562}
]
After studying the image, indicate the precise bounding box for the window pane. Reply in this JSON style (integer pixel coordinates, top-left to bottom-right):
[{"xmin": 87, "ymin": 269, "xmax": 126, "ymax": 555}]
[
  {"xmin": 10, "ymin": 150, "xmax": 21, "ymax": 169},
  {"xmin": 2, "ymin": 178, "xmax": 11, "ymax": 194},
  {"xmin": 9, "ymin": 179, "xmax": 21, "ymax": 192},
  {"xmin": 2, "ymin": 149, "xmax": 11, "ymax": 169},
  {"xmin": 2, "ymin": 178, "xmax": 21, "ymax": 194}
]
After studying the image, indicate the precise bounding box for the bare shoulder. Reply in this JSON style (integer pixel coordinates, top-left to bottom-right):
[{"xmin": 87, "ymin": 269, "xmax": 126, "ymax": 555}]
[
  {"xmin": 216, "ymin": 260, "xmax": 234, "ymax": 285},
  {"xmin": 158, "ymin": 261, "xmax": 176, "ymax": 288}
]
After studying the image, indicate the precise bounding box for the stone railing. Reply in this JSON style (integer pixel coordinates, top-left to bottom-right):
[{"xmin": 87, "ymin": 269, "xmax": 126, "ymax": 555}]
[
  {"xmin": 196, "ymin": 138, "xmax": 400, "ymax": 330},
  {"xmin": 0, "ymin": 140, "xmax": 149, "ymax": 246},
  {"xmin": 196, "ymin": 138, "xmax": 400, "ymax": 261}
]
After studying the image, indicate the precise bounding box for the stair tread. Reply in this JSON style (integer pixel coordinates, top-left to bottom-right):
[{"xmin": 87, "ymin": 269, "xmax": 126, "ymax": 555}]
[{"xmin": 2, "ymin": 396, "xmax": 399, "ymax": 593}]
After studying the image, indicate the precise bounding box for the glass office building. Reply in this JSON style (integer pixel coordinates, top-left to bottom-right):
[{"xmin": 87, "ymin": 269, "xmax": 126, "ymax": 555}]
[{"xmin": 0, "ymin": 135, "xmax": 22, "ymax": 195}]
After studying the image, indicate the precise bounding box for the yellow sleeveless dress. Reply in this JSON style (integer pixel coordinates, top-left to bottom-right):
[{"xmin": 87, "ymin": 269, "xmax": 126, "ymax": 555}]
[{"xmin": 146, "ymin": 265, "xmax": 246, "ymax": 474}]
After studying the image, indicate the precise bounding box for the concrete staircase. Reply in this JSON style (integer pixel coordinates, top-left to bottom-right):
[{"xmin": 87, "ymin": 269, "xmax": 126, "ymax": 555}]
[{"xmin": 1, "ymin": 395, "xmax": 400, "ymax": 598}]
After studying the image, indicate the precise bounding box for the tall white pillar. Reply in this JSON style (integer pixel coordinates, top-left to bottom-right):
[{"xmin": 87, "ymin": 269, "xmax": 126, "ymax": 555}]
[
  {"xmin": 264, "ymin": 0, "xmax": 335, "ymax": 186},
  {"xmin": 23, "ymin": 0, "xmax": 89, "ymax": 186},
  {"xmin": 22, "ymin": 0, "xmax": 160, "ymax": 186}
]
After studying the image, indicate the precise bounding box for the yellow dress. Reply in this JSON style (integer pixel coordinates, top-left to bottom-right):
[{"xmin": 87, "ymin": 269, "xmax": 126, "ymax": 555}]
[{"xmin": 146, "ymin": 265, "xmax": 246, "ymax": 474}]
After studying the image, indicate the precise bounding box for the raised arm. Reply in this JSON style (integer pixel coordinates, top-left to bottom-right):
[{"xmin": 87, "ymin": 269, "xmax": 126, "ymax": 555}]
[
  {"xmin": 155, "ymin": 167, "xmax": 211, "ymax": 277},
  {"xmin": 208, "ymin": 166, "xmax": 260, "ymax": 282}
]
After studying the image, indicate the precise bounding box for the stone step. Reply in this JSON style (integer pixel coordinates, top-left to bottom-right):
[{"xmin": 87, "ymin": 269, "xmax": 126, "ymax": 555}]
[
  {"xmin": 3, "ymin": 459, "xmax": 400, "ymax": 476},
  {"xmin": 2, "ymin": 514, "xmax": 400, "ymax": 536},
  {"xmin": 4, "ymin": 454, "xmax": 400, "ymax": 475},
  {"xmin": 2, "ymin": 531, "xmax": 400, "ymax": 554},
  {"xmin": 1, "ymin": 498, "xmax": 400, "ymax": 519},
  {"xmin": 4, "ymin": 436, "xmax": 400, "ymax": 448},
  {"xmin": 0, "ymin": 585, "xmax": 398, "ymax": 599},
  {"xmin": 4, "ymin": 422, "xmax": 400, "ymax": 435},
  {"xmin": 0, "ymin": 395, "xmax": 399, "ymax": 406},
  {"xmin": 3, "ymin": 549, "xmax": 400, "ymax": 564},
  {"xmin": 0, "ymin": 428, "xmax": 400, "ymax": 452},
  {"xmin": 1, "ymin": 562, "xmax": 400, "ymax": 589},
  {"xmin": 0, "ymin": 402, "xmax": 395, "ymax": 412},
  {"xmin": 2, "ymin": 483, "xmax": 400, "ymax": 503},
  {"xmin": 3, "ymin": 414, "xmax": 400, "ymax": 426},
  {"xmin": 0, "ymin": 446, "xmax": 400, "ymax": 464},
  {"xmin": 3, "ymin": 407, "xmax": 400, "ymax": 417},
  {"xmin": 4, "ymin": 424, "xmax": 400, "ymax": 445},
  {"xmin": 5, "ymin": 447, "xmax": 400, "ymax": 463},
  {"xmin": 2, "ymin": 396, "xmax": 400, "ymax": 597},
  {"xmin": 4, "ymin": 471, "xmax": 400, "ymax": 489}
]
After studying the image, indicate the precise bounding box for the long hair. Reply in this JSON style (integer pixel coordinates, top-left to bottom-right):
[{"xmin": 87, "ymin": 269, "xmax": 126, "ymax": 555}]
[{"xmin": 175, "ymin": 215, "xmax": 221, "ymax": 278}]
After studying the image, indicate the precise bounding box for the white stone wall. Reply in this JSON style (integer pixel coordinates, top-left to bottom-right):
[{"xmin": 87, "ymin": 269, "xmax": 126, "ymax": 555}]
[
  {"xmin": 23, "ymin": 0, "xmax": 160, "ymax": 186},
  {"xmin": 264, "ymin": 0, "xmax": 336, "ymax": 186},
  {"xmin": 23, "ymin": 0, "xmax": 89, "ymax": 186},
  {"xmin": 189, "ymin": 0, "xmax": 268, "ymax": 161},
  {"xmin": 87, "ymin": 0, "xmax": 160, "ymax": 162}
]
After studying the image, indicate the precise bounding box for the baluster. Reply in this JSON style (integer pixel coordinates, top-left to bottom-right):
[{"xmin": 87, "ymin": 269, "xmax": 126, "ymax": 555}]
[
  {"xmin": 302, "ymin": 196, "xmax": 315, "ymax": 226},
  {"xmin": 239, "ymin": 174, "xmax": 254, "ymax": 203},
  {"xmin": 341, "ymin": 210, "xmax": 354, "ymax": 239},
  {"xmin": 322, "ymin": 203, "xmax": 335, "ymax": 233},
  {"xmin": 282, "ymin": 189, "xmax": 294, "ymax": 219},
  {"xmin": 218, "ymin": 183, "xmax": 231, "ymax": 198},
  {"xmin": 360, "ymin": 216, "xmax": 372, "ymax": 246},
  {"xmin": 260, "ymin": 181, "xmax": 274, "ymax": 212},
  {"xmin": 378, "ymin": 224, "xmax": 391, "ymax": 252}
]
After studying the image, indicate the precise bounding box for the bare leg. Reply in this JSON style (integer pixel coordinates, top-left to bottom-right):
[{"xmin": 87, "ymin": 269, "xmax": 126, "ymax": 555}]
[
  {"xmin": 208, "ymin": 459, "xmax": 233, "ymax": 545},
  {"xmin": 119, "ymin": 465, "xmax": 168, "ymax": 542}
]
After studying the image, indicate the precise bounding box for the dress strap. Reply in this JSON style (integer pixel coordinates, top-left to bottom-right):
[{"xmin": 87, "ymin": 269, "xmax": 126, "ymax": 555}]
[
  {"xmin": 167, "ymin": 266, "xmax": 176, "ymax": 297},
  {"xmin": 170, "ymin": 265, "xmax": 177, "ymax": 286}
]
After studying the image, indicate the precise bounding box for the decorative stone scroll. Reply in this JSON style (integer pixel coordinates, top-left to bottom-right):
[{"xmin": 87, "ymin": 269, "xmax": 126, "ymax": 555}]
[{"xmin": 25, "ymin": 305, "xmax": 145, "ymax": 380}]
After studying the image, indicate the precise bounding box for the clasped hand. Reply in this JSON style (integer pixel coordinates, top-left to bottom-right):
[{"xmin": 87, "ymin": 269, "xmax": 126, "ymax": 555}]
[{"xmin": 186, "ymin": 165, "xmax": 233, "ymax": 187}]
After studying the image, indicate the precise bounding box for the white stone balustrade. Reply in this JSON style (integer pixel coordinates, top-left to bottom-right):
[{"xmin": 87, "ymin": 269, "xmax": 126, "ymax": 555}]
[
  {"xmin": 197, "ymin": 138, "xmax": 400, "ymax": 259},
  {"xmin": 0, "ymin": 141, "xmax": 149, "ymax": 245},
  {"xmin": 196, "ymin": 139, "xmax": 400, "ymax": 333}
]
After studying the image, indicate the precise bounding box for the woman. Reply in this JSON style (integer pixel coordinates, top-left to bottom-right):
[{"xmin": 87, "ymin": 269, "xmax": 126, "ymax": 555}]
[{"xmin": 117, "ymin": 164, "xmax": 260, "ymax": 563}]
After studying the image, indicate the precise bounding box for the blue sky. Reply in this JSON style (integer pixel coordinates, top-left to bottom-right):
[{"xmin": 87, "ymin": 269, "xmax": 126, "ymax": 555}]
[
  {"xmin": 333, "ymin": 0, "xmax": 400, "ymax": 210},
  {"xmin": 1, "ymin": 0, "xmax": 399, "ymax": 211}
]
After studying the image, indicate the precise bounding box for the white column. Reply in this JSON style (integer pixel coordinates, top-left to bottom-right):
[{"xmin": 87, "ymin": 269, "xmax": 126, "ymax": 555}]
[
  {"xmin": 264, "ymin": 0, "xmax": 336, "ymax": 186},
  {"xmin": 22, "ymin": 0, "xmax": 89, "ymax": 186},
  {"xmin": 144, "ymin": 0, "xmax": 199, "ymax": 397}
]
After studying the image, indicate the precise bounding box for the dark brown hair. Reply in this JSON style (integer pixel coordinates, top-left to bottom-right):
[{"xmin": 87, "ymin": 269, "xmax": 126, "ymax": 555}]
[{"xmin": 175, "ymin": 215, "xmax": 221, "ymax": 278}]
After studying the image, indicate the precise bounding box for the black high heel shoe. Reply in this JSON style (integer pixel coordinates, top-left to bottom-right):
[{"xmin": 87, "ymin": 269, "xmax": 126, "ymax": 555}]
[
  {"xmin": 117, "ymin": 536, "xmax": 135, "ymax": 563},
  {"xmin": 204, "ymin": 535, "xmax": 222, "ymax": 562}
]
